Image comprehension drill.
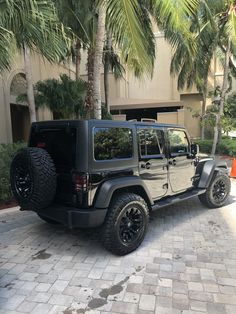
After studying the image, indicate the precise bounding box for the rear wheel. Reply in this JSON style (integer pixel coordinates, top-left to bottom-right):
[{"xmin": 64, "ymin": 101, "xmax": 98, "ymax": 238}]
[
  {"xmin": 198, "ymin": 173, "xmax": 231, "ymax": 208},
  {"xmin": 102, "ymin": 193, "xmax": 149, "ymax": 255}
]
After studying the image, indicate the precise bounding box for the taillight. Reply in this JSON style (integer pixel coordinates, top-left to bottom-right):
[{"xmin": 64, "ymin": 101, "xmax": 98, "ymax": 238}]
[
  {"xmin": 37, "ymin": 142, "xmax": 46, "ymax": 148},
  {"xmin": 74, "ymin": 173, "xmax": 88, "ymax": 192}
]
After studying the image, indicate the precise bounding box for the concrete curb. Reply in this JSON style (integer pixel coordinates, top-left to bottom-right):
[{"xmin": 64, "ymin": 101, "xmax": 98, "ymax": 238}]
[{"xmin": 0, "ymin": 206, "xmax": 20, "ymax": 215}]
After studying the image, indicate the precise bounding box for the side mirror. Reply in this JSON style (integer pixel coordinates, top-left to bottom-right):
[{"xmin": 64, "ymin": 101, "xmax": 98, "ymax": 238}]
[{"xmin": 191, "ymin": 143, "xmax": 199, "ymax": 156}]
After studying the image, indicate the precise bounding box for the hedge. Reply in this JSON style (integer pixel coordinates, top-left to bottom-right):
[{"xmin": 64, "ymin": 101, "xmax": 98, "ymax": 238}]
[
  {"xmin": 194, "ymin": 138, "xmax": 236, "ymax": 157},
  {"xmin": 0, "ymin": 142, "xmax": 26, "ymax": 202}
]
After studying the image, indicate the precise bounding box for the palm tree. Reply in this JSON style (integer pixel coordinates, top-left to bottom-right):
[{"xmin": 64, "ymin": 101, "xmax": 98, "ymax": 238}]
[
  {"xmin": 169, "ymin": 0, "xmax": 236, "ymax": 154},
  {"xmin": 0, "ymin": 0, "xmax": 70, "ymax": 123},
  {"xmin": 169, "ymin": 0, "xmax": 217, "ymax": 139},
  {"xmin": 93, "ymin": 4, "xmax": 106, "ymax": 119},
  {"xmin": 55, "ymin": 0, "xmax": 198, "ymax": 119},
  {"xmin": 55, "ymin": 0, "xmax": 94, "ymax": 80},
  {"xmin": 91, "ymin": 0, "xmax": 199, "ymax": 119},
  {"xmin": 55, "ymin": 0, "xmax": 98, "ymax": 116}
]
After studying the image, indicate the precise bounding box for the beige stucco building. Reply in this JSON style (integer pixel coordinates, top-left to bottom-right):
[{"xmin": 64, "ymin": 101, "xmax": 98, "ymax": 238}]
[
  {"xmin": 0, "ymin": 32, "xmax": 221, "ymax": 144},
  {"xmin": 0, "ymin": 52, "xmax": 75, "ymax": 144}
]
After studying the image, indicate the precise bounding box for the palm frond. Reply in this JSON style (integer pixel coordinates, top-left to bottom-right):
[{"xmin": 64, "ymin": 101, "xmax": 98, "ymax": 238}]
[
  {"xmin": 0, "ymin": 0, "xmax": 71, "ymax": 64},
  {"xmin": 0, "ymin": 26, "xmax": 15, "ymax": 71},
  {"xmin": 106, "ymin": 0, "xmax": 155, "ymax": 77},
  {"xmin": 153, "ymin": 0, "xmax": 198, "ymax": 55}
]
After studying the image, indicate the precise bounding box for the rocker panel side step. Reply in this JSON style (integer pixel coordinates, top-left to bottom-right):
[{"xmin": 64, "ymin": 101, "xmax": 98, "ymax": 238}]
[{"xmin": 152, "ymin": 188, "xmax": 206, "ymax": 211}]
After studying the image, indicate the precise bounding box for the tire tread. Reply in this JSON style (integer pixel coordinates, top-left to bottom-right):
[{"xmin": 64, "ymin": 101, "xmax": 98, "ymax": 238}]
[{"xmin": 102, "ymin": 193, "xmax": 149, "ymax": 255}]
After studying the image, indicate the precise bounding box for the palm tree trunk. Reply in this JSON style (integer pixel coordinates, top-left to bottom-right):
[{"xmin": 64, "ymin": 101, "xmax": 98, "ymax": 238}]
[
  {"xmin": 211, "ymin": 114, "xmax": 219, "ymax": 156},
  {"xmin": 23, "ymin": 45, "xmax": 36, "ymax": 123},
  {"xmin": 104, "ymin": 33, "xmax": 112, "ymax": 113},
  {"xmin": 85, "ymin": 47, "xmax": 95, "ymax": 118},
  {"xmin": 93, "ymin": 4, "xmax": 106, "ymax": 119},
  {"xmin": 211, "ymin": 39, "xmax": 231, "ymax": 155},
  {"xmin": 201, "ymin": 96, "xmax": 206, "ymax": 140},
  {"xmin": 75, "ymin": 39, "xmax": 81, "ymax": 80},
  {"xmin": 201, "ymin": 77, "xmax": 208, "ymax": 140}
]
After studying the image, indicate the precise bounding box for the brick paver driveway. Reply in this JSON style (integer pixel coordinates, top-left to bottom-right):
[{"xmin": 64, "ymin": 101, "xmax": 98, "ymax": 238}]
[{"xmin": 1, "ymin": 181, "xmax": 236, "ymax": 314}]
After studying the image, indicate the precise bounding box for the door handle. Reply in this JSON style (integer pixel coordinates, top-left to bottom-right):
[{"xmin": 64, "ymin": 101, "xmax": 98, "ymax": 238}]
[{"xmin": 145, "ymin": 162, "xmax": 151, "ymax": 169}]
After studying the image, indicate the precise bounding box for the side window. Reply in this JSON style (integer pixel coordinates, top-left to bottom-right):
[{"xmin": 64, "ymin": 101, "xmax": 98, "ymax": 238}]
[
  {"xmin": 94, "ymin": 127, "xmax": 133, "ymax": 160},
  {"xmin": 138, "ymin": 128, "xmax": 164, "ymax": 157},
  {"xmin": 168, "ymin": 129, "xmax": 189, "ymax": 154}
]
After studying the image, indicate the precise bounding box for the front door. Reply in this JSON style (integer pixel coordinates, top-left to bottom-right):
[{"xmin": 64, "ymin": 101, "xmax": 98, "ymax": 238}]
[
  {"xmin": 138, "ymin": 127, "xmax": 168, "ymax": 200},
  {"xmin": 167, "ymin": 128, "xmax": 195, "ymax": 193}
]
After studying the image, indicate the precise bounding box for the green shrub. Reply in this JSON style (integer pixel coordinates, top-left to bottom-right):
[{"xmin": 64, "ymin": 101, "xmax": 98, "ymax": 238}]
[
  {"xmin": 0, "ymin": 142, "xmax": 26, "ymax": 202},
  {"xmin": 194, "ymin": 138, "xmax": 236, "ymax": 157},
  {"xmin": 194, "ymin": 139, "xmax": 212, "ymax": 154}
]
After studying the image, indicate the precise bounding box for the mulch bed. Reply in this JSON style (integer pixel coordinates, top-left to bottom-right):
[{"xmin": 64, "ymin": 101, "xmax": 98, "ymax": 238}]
[
  {"xmin": 219, "ymin": 155, "xmax": 234, "ymax": 161},
  {"xmin": 0, "ymin": 198, "xmax": 18, "ymax": 210}
]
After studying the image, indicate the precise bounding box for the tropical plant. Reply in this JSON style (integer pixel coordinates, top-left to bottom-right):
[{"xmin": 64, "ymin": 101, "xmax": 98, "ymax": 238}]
[
  {"xmin": 0, "ymin": 142, "xmax": 26, "ymax": 201},
  {"xmin": 218, "ymin": 91, "xmax": 236, "ymax": 134},
  {"xmin": 18, "ymin": 74, "xmax": 87, "ymax": 119},
  {"xmin": 169, "ymin": 0, "xmax": 236, "ymax": 154},
  {"xmin": 0, "ymin": 0, "xmax": 70, "ymax": 123},
  {"xmin": 199, "ymin": 88, "xmax": 236, "ymax": 141}
]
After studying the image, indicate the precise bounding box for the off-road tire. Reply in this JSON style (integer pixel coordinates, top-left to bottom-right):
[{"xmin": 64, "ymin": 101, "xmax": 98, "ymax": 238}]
[
  {"xmin": 37, "ymin": 213, "xmax": 60, "ymax": 224},
  {"xmin": 10, "ymin": 147, "xmax": 56, "ymax": 210},
  {"xmin": 102, "ymin": 193, "xmax": 149, "ymax": 256},
  {"xmin": 198, "ymin": 173, "xmax": 231, "ymax": 208}
]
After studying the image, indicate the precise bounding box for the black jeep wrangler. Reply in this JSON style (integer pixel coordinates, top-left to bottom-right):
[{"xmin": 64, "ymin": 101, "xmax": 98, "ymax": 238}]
[{"xmin": 10, "ymin": 120, "xmax": 231, "ymax": 255}]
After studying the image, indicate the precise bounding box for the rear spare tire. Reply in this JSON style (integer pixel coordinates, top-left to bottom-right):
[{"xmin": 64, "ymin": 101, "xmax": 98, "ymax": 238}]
[{"xmin": 10, "ymin": 147, "xmax": 56, "ymax": 210}]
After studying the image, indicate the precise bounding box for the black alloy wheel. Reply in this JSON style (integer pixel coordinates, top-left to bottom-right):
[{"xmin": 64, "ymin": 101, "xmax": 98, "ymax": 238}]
[
  {"xmin": 198, "ymin": 173, "xmax": 231, "ymax": 208},
  {"xmin": 14, "ymin": 164, "xmax": 33, "ymax": 200},
  {"xmin": 211, "ymin": 178, "xmax": 227, "ymax": 203},
  {"xmin": 119, "ymin": 205, "xmax": 144, "ymax": 244},
  {"xmin": 102, "ymin": 193, "xmax": 149, "ymax": 255}
]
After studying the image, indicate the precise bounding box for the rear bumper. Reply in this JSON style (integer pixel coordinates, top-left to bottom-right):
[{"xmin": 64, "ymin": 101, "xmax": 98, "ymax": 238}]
[{"xmin": 34, "ymin": 204, "xmax": 108, "ymax": 228}]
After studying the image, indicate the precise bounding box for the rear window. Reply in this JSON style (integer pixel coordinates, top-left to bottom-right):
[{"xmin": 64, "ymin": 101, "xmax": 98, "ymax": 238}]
[
  {"xmin": 30, "ymin": 128, "xmax": 76, "ymax": 171},
  {"xmin": 93, "ymin": 127, "xmax": 133, "ymax": 160}
]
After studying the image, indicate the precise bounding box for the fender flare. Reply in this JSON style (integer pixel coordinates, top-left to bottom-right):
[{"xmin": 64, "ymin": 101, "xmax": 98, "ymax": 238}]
[
  {"xmin": 197, "ymin": 159, "xmax": 228, "ymax": 188},
  {"xmin": 94, "ymin": 176, "xmax": 153, "ymax": 209}
]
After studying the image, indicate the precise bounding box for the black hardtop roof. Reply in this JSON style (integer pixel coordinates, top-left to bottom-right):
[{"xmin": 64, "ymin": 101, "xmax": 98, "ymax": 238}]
[{"xmin": 32, "ymin": 119, "xmax": 185, "ymax": 129}]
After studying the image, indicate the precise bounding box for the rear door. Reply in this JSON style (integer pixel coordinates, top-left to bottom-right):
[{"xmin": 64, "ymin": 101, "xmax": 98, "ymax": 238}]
[
  {"xmin": 138, "ymin": 126, "xmax": 168, "ymax": 200},
  {"xmin": 167, "ymin": 128, "xmax": 195, "ymax": 193}
]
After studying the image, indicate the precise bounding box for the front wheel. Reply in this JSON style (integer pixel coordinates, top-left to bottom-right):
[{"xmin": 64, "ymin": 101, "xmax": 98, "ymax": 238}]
[
  {"xmin": 102, "ymin": 193, "xmax": 149, "ymax": 256},
  {"xmin": 198, "ymin": 173, "xmax": 231, "ymax": 208}
]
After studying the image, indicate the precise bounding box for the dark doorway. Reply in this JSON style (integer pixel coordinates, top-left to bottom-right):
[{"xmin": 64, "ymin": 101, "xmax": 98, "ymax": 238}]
[
  {"xmin": 111, "ymin": 106, "xmax": 181, "ymax": 121},
  {"xmin": 10, "ymin": 104, "xmax": 30, "ymax": 142}
]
